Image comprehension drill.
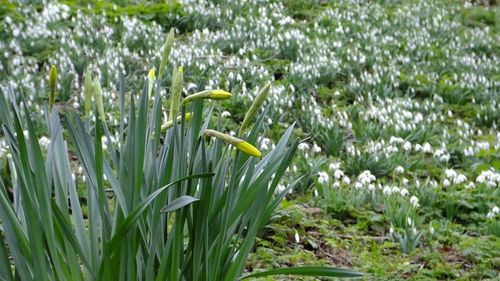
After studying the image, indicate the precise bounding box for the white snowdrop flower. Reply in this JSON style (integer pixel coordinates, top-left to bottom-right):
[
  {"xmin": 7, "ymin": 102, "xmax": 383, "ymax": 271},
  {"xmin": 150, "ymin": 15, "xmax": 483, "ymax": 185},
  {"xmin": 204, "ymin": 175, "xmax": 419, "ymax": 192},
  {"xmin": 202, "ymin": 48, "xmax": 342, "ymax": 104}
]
[
  {"xmin": 318, "ymin": 171, "xmax": 329, "ymax": 184},
  {"xmin": 392, "ymin": 186, "xmax": 401, "ymax": 194},
  {"xmin": 400, "ymin": 188, "xmax": 409, "ymax": 196},
  {"xmin": 412, "ymin": 227, "xmax": 418, "ymax": 236},
  {"xmin": 407, "ymin": 217, "xmax": 413, "ymax": 226},
  {"xmin": 465, "ymin": 182, "xmax": 475, "ymax": 189},
  {"xmin": 389, "ymin": 226, "xmax": 394, "ymax": 236},
  {"xmin": 221, "ymin": 111, "xmax": 231, "ymax": 118},
  {"xmin": 38, "ymin": 136, "xmax": 51, "ymax": 148},
  {"xmin": 414, "ymin": 144, "xmax": 422, "ymax": 152},
  {"xmin": 313, "ymin": 189, "xmax": 319, "ymax": 197},
  {"xmin": 410, "ymin": 196, "xmax": 419, "ymax": 208},
  {"xmin": 294, "ymin": 231, "xmax": 300, "ymax": 243},
  {"xmin": 342, "ymin": 176, "xmax": 351, "ymax": 184},
  {"xmin": 445, "ymin": 169, "xmax": 457, "ymax": 179},
  {"xmin": 395, "ymin": 166, "xmax": 405, "ymax": 174},
  {"xmin": 403, "ymin": 141, "xmax": 412, "ymax": 151},
  {"xmin": 333, "ymin": 181, "xmax": 340, "ymax": 188},
  {"xmin": 368, "ymin": 184, "xmax": 375, "ymax": 191},
  {"xmin": 334, "ymin": 169, "xmax": 344, "ymax": 179},
  {"xmin": 354, "ymin": 182, "xmax": 363, "ymax": 189},
  {"xmin": 329, "ymin": 162, "xmax": 341, "ymax": 171},
  {"xmin": 276, "ymin": 184, "xmax": 286, "ymax": 194},
  {"xmin": 402, "ymin": 178, "xmax": 409, "ymax": 185},
  {"xmin": 492, "ymin": 206, "xmax": 499, "ymax": 214},
  {"xmin": 383, "ymin": 186, "xmax": 392, "ymax": 195},
  {"xmin": 312, "ymin": 143, "xmax": 322, "ymax": 153},
  {"xmin": 454, "ymin": 174, "xmax": 467, "ymax": 185},
  {"xmin": 298, "ymin": 143, "xmax": 310, "ymax": 151},
  {"xmin": 422, "ymin": 142, "xmax": 432, "ymax": 153},
  {"xmin": 443, "ymin": 179, "xmax": 451, "ymax": 187}
]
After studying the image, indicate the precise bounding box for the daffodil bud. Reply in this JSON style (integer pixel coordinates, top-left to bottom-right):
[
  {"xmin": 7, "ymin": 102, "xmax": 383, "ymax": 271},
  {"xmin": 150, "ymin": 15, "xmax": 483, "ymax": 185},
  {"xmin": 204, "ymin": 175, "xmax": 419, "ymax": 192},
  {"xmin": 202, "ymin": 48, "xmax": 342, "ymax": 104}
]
[
  {"xmin": 161, "ymin": 112, "xmax": 192, "ymax": 131},
  {"xmin": 203, "ymin": 129, "xmax": 262, "ymax": 157},
  {"xmin": 148, "ymin": 67, "xmax": 155, "ymax": 96},
  {"xmin": 182, "ymin": 89, "xmax": 232, "ymax": 104},
  {"xmin": 92, "ymin": 77, "xmax": 105, "ymax": 123},
  {"xmin": 240, "ymin": 82, "xmax": 271, "ymax": 135},
  {"xmin": 158, "ymin": 28, "xmax": 175, "ymax": 81},
  {"xmin": 48, "ymin": 65, "xmax": 57, "ymax": 111},
  {"xmin": 169, "ymin": 66, "xmax": 183, "ymax": 121},
  {"xmin": 84, "ymin": 68, "xmax": 92, "ymax": 119}
]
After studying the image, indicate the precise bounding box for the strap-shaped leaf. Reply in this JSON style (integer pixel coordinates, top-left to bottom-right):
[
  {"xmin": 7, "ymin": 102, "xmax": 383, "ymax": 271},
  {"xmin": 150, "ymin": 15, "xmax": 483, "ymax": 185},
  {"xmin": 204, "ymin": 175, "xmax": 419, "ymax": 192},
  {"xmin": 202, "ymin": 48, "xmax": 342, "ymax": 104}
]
[
  {"xmin": 161, "ymin": 195, "xmax": 199, "ymax": 213},
  {"xmin": 240, "ymin": 266, "xmax": 363, "ymax": 279}
]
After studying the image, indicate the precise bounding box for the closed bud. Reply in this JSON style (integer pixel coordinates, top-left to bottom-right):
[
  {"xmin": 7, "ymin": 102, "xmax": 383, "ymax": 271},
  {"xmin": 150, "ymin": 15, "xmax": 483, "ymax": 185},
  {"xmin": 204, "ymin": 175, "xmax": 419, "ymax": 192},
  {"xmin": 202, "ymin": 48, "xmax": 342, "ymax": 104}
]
[
  {"xmin": 240, "ymin": 82, "xmax": 271, "ymax": 135},
  {"xmin": 203, "ymin": 129, "xmax": 262, "ymax": 158},
  {"xmin": 158, "ymin": 28, "xmax": 175, "ymax": 80},
  {"xmin": 148, "ymin": 67, "xmax": 155, "ymax": 96},
  {"xmin": 161, "ymin": 112, "xmax": 192, "ymax": 131},
  {"xmin": 169, "ymin": 66, "xmax": 183, "ymax": 121},
  {"xmin": 48, "ymin": 65, "xmax": 57, "ymax": 111},
  {"xmin": 92, "ymin": 77, "xmax": 105, "ymax": 123},
  {"xmin": 84, "ymin": 68, "xmax": 92, "ymax": 118},
  {"xmin": 183, "ymin": 89, "xmax": 232, "ymax": 104}
]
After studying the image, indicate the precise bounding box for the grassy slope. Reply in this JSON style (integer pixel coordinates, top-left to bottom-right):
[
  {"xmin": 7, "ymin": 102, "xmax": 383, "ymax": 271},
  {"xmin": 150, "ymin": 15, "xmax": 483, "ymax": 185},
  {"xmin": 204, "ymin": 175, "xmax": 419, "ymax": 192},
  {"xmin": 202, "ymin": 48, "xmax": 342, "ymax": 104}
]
[{"xmin": 0, "ymin": 0, "xmax": 499, "ymax": 280}]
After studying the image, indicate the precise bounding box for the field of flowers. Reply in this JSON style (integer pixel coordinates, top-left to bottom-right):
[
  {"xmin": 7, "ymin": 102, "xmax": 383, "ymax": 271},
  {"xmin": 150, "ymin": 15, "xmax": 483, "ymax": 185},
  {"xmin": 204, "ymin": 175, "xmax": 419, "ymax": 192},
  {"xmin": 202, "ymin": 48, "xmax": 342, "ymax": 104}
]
[{"xmin": 0, "ymin": 0, "xmax": 499, "ymax": 280}]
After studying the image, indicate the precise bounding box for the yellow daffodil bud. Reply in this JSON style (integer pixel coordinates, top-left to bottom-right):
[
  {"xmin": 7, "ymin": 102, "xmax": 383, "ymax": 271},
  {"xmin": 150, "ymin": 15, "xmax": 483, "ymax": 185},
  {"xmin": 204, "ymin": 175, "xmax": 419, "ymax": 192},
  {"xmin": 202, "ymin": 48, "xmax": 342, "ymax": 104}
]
[
  {"xmin": 148, "ymin": 67, "xmax": 155, "ymax": 96},
  {"xmin": 235, "ymin": 141, "xmax": 262, "ymax": 157},
  {"xmin": 203, "ymin": 129, "xmax": 262, "ymax": 158},
  {"xmin": 84, "ymin": 68, "xmax": 92, "ymax": 119},
  {"xmin": 158, "ymin": 28, "xmax": 175, "ymax": 81},
  {"xmin": 183, "ymin": 89, "xmax": 232, "ymax": 104},
  {"xmin": 92, "ymin": 77, "xmax": 105, "ymax": 123},
  {"xmin": 240, "ymin": 82, "xmax": 271, "ymax": 136},
  {"xmin": 169, "ymin": 66, "xmax": 183, "ymax": 121},
  {"xmin": 48, "ymin": 65, "xmax": 57, "ymax": 111},
  {"xmin": 161, "ymin": 112, "xmax": 192, "ymax": 131}
]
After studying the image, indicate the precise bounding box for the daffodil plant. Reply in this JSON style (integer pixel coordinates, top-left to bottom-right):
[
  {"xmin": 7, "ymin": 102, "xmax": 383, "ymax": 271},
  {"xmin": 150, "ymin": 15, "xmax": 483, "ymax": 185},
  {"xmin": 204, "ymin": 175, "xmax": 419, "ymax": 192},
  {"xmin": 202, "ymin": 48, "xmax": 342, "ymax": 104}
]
[{"xmin": 0, "ymin": 30, "xmax": 362, "ymax": 281}]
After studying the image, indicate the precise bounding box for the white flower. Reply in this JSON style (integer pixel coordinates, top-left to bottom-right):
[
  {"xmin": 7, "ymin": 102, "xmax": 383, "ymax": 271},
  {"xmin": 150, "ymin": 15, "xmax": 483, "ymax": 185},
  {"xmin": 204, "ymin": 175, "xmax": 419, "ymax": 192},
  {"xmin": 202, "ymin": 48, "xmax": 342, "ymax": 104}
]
[
  {"xmin": 407, "ymin": 217, "xmax": 413, "ymax": 226},
  {"xmin": 454, "ymin": 174, "xmax": 467, "ymax": 185},
  {"xmin": 383, "ymin": 185, "xmax": 392, "ymax": 195},
  {"xmin": 318, "ymin": 171, "xmax": 329, "ymax": 184},
  {"xmin": 329, "ymin": 162, "xmax": 341, "ymax": 170},
  {"xmin": 443, "ymin": 179, "xmax": 450, "ymax": 187},
  {"xmin": 395, "ymin": 166, "xmax": 405, "ymax": 174},
  {"xmin": 294, "ymin": 231, "xmax": 300, "ymax": 243},
  {"xmin": 400, "ymin": 188, "xmax": 409, "ymax": 196},
  {"xmin": 298, "ymin": 143, "xmax": 310, "ymax": 151},
  {"xmin": 403, "ymin": 141, "xmax": 412, "ymax": 151},
  {"xmin": 312, "ymin": 143, "xmax": 322, "ymax": 153},
  {"xmin": 221, "ymin": 111, "xmax": 231, "ymax": 118},
  {"xmin": 342, "ymin": 176, "xmax": 351, "ymax": 184},
  {"xmin": 334, "ymin": 169, "xmax": 344, "ymax": 179},
  {"xmin": 354, "ymin": 182, "xmax": 363, "ymax": 189},
  {"xmin": 410, "ymin": 196, "xmax": 419, "ymax": 208}
]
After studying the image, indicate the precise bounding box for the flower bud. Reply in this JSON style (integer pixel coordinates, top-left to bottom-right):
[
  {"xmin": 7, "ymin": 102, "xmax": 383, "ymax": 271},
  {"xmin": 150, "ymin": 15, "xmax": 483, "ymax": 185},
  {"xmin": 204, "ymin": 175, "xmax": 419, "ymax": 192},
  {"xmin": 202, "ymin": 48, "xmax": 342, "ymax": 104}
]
[
  {"xmin": 48, "ymin": 65, "xmax": 57, "ymax": 111},
  {"xmin": 148, "ymin": 67, "xmax": 155, "ymax": 96},
  {"xmin": 92, "ymin": 77, "xmax": 105, "ymax": 123},
  {"xmin": 161, "ymin": 112, "xmax": 192, "ymax": 131},
  {"xmin": 158, "ymin": 28, "xmax": 175, "ymax": 81},
  {"xmin": 84, "ymin": 68, "xmax": 92, "ymax": 119},
  {"xmin": 169, "ymin": 66, "xmax": 183, "ymax": 121},
  {"xmin": 183, "ymin": 89, "xmax": 232, "ymax": 104},
  {"xmin": 203, "ymin": 129, "xmax": 262, "ymax": 157},
  {"xmin": 240, "ymin": 82, "xmax": 271, "ymax": 135}
]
